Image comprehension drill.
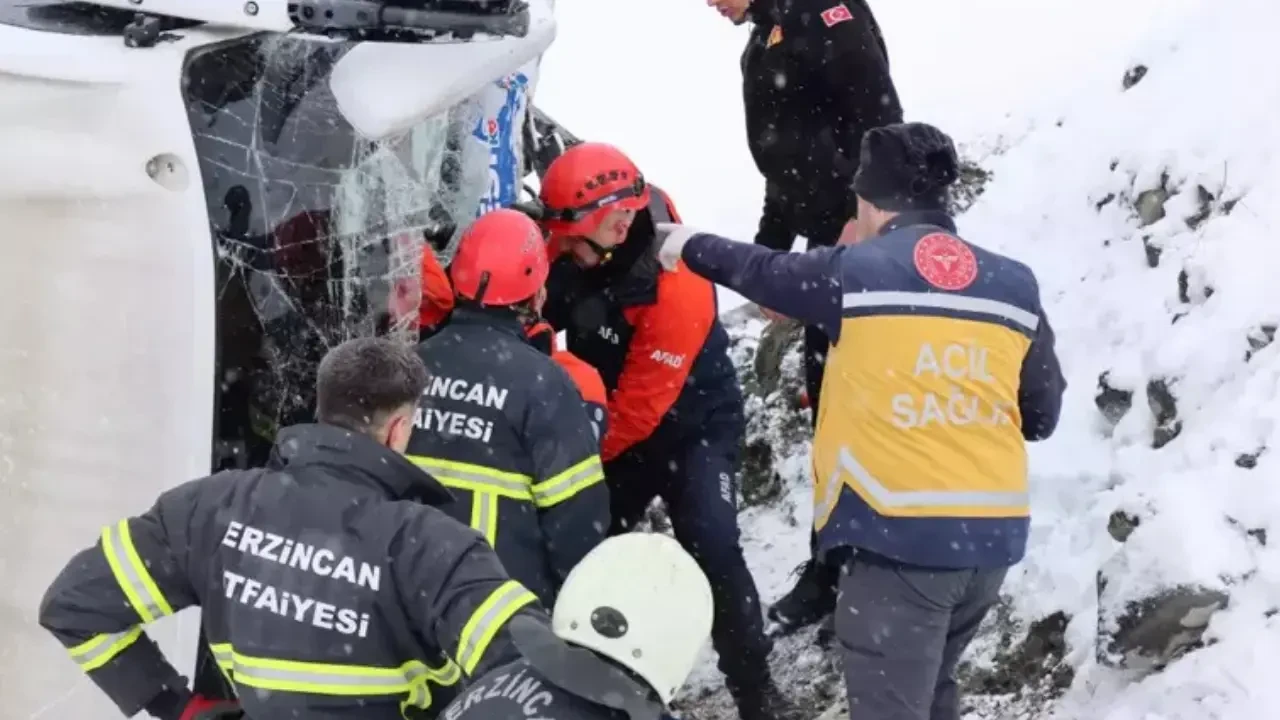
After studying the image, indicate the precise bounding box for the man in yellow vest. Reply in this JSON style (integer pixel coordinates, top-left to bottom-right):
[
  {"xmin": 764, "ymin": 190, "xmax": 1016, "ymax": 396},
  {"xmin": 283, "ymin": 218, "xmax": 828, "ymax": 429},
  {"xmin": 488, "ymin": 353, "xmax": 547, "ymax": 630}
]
[{"xmin": 653, "ymin": 122, "xmax": 1066, "ymax": 720}]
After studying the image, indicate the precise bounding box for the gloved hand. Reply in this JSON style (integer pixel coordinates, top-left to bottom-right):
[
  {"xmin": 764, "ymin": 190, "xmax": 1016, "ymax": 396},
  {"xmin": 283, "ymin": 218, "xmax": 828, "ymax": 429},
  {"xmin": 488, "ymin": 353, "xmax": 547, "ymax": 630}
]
[
  {"xmin": 654, "ymin": 222, "xmax": 698, "ymax": 271},
  {"xmin": 178, "ymin": 695, "xmax": 243, "ymax": 720}
]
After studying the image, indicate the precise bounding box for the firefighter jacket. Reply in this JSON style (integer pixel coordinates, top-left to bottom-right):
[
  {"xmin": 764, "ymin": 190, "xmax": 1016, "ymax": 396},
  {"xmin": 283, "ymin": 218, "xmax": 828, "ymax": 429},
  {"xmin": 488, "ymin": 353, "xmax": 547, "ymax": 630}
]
[
  {"xmin": 541, "ymin": 188, "xmax": 743, "ymax": 462},
  {"xmin": 409, "ymin": 307, "xmax": 609, "ymax": 605},
  {"xmin": 440, "ymin": 617, "xmax": 663, "ymax": 720},
  {"xmin": 37, "ymin": 422, "xmax": 545, "ymax": 719},
  {"xmin": 676, "ymin": 210, "xmax": 1067, "ymax": 569},
  {"xmin": 416, "ymin": 250, "xmax": 610, "ymax": 447}
]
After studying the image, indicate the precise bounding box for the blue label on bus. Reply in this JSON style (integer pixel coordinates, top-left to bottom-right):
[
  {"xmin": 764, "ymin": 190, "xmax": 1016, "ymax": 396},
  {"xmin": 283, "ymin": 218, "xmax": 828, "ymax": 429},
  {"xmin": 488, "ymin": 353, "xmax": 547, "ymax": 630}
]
[{"xmin": 472, "ymin": 72, "xmax": 529, "ymax": 216}]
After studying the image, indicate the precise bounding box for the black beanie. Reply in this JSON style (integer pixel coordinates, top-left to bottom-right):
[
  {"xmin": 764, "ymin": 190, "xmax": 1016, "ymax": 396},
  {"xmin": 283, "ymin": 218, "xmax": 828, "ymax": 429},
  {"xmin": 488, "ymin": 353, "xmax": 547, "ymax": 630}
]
[{"xmin": 851, "ymin": 122, "xmax": 960, "ymax": 213}]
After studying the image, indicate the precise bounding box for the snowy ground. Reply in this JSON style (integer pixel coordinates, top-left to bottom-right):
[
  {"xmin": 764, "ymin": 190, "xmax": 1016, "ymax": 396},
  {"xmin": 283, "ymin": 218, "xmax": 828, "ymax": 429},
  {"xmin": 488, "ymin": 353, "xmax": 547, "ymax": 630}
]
[{"xmin": 541, "ymin": 0, "xmax": 1280, "ymax": 718}]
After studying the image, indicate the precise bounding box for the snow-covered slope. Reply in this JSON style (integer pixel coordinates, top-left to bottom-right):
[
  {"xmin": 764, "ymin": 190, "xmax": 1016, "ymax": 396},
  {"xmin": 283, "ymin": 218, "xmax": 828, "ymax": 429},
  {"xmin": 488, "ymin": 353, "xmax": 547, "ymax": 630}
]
[{"xmin": 542, "ymin": 0, "xmax": 1280, "ymax": 717}]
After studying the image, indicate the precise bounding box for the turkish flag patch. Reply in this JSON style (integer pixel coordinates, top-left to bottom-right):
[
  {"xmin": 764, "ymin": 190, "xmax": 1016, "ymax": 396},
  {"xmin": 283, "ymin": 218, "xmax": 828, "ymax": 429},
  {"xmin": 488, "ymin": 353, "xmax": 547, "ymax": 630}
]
[
  {"xmin": 820, "ymin": 3, "xmax": 853, "ymax": 27},
  {"xmin": 913, "ymin": 233, "xmax": 978, "ymax": 291}
]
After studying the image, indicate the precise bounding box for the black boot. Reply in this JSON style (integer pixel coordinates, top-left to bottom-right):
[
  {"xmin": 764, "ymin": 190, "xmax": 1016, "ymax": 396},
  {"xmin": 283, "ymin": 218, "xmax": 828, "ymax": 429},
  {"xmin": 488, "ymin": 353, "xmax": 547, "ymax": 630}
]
[
  {"xmin": 766, "ymin": 558, "xmax": 837, "ymax": 634},
  {"xmin": 731, "ymin": 678, "xmax": 804, "ymax": 720}
]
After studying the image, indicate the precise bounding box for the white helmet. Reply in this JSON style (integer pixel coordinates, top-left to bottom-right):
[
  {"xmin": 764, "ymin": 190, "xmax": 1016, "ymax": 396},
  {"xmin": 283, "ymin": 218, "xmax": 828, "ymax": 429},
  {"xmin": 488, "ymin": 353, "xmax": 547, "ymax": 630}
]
[{"xmin": 552, "ymin": 533, "xmax": 713, "ymax": 704}]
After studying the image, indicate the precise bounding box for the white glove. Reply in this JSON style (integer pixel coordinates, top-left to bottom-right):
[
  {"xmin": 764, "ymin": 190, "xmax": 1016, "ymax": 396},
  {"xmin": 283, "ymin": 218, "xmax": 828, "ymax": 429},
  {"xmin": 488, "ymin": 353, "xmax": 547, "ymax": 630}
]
[{"xmin": 655, "ymin": 222, "xmax": 698, "ymax": 270}]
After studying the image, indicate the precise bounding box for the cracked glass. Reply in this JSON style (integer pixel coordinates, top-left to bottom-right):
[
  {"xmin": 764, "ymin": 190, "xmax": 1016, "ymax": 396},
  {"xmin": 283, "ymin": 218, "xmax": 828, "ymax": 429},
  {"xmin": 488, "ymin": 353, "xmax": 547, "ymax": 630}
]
[{"xmin": 184, "ymin": 33, "xmax": 494, "ymax": 469}]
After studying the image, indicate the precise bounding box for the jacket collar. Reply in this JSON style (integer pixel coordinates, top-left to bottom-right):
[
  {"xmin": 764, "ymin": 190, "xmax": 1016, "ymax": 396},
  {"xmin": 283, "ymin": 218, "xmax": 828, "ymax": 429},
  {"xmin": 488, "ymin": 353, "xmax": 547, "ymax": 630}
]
[
  {"xmin": 877, "ymin": 209, "xmax": 957, "ymax": 237},
  {"xmin": 270, "ymin": 423, "xmax": 453, "ymax": 505},
  {"xmin": 747, "ymin": 0, "xmax": 784, "ymax": 24},
  {"xmin": 448, "ymin": 305, "xmax": 532, "ymax": 342}
]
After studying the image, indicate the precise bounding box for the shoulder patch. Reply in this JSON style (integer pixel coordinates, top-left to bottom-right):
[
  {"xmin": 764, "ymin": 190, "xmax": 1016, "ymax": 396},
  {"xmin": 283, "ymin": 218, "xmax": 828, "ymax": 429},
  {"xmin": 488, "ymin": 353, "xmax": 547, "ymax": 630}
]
[
  {"xmin": 913, "ymin": 233, "xmax": 978, "ymax": 291},
  {"xmin": 820, "ymin": 3, "xmax": 853, "ymax": 27}
]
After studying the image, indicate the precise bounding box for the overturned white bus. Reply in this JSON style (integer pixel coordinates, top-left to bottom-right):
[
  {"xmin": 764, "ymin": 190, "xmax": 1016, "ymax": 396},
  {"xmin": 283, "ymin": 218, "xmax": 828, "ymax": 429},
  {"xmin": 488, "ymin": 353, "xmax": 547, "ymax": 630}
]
[{"xmin": 0, "ymin": 0, "xmax": 557, "ymax": 714}]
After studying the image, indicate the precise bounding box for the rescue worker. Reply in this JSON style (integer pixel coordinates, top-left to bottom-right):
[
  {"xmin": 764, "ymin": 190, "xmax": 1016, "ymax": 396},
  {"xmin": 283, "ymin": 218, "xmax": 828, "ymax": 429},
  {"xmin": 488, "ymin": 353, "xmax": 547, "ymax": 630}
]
[
  {"xmin": 406, "ymin": 209, "xmax": 609, "ymax": 607},
  {"xmin": 415, "ymin": 232, "xmax": 609, "ymax": 440},
  {"xmin": 440, "ymin": 532, "xmax": 714, "ymax": 720},
  {"xmin": 38, "ymin": 336, "xmax": 547, "ymax": 720},
  {"xmin": 707, "ymin": 0, "xmax": 906, "ymax": 633},
  {"xmin": 416, "ymin": 234, "xmax": 457, "ymax": 340},
  {"xmin": 654, "ymin": 122, "xmax": 1067, "ymax": 720},
  {"xmin": 534, "ymin": 142, "xmax": 796, "ymax": 720}
]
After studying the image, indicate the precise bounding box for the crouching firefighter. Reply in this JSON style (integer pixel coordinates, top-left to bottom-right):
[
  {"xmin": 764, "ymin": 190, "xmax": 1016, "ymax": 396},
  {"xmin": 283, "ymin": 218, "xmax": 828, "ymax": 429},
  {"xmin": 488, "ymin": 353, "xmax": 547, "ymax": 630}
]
[
  {"xmin": 655, "ymin": 122, "xmax": 1068, "ymax": 720},
  {"xmin": 407, "ymin": 209, "xmax": 610, "ymax": 607},
  {"xmin": 440, "ymin": 532, "xmax": 714, "ymax": 720},
  {"xmin": 533, "ymin": 142, "xmax": 796, "ymax": 720},
  {"xmin": 38, "ymin": 337, "xmax": 547, "ymax": 720}
]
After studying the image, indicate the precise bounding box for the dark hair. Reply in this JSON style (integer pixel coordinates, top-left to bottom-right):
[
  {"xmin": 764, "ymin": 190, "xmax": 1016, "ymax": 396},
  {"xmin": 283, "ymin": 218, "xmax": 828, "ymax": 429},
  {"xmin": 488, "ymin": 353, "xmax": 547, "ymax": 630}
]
[{"xmin": 315, "ymin": 337, "xmax": 428, "ymax": 433}]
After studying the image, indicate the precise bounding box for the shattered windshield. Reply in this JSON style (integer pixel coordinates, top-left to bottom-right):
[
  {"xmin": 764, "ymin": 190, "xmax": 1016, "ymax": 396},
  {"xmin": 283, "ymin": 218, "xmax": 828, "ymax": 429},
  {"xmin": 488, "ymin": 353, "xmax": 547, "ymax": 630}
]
[{"xmin": 186, "ymin": 33, "xmax": 494, "ymax": 467}]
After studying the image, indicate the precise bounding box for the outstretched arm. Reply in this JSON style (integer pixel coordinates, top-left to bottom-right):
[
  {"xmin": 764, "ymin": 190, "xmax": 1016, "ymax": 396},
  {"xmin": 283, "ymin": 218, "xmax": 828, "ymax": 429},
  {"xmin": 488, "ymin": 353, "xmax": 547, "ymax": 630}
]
[{"xmin": 672, "ymin": 229, "xmax": 846, "ymax": 341}]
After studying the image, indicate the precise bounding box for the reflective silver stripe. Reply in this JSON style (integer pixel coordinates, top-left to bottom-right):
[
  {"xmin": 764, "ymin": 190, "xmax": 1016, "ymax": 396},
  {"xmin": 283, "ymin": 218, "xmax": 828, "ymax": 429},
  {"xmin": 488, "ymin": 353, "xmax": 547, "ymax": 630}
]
[
  {"xmin": 405, "ymin": 678, "xmax": 430, "ymax": 709},
  {"xmin": 473, "ymin": 492, "xmax": 498, "ymax": 546},
  {"xmin": 208, "ymin": 643, "xmax": 461, "ymax": 708},
  {"xmin": 228, "ymin": 662, "xmax": 411, "ymax": 694},
  {"xmin": 410, "ymin": 457, "xmax": 532, "ymax": 498},
  {"xmin": 68, "ymin": 628, "xmax": 142, "ymax": 671},
  {"xmin": 456, "ymin": 580, "xmax": 537, "ymax": 675},
  {"xmin": 531, "ymin": 456, "xmax": 604, "ymax": 507},
  {"xmin": 842, "ymin": 291, "xmax": 1040, "ymax": 333},
  {"xmin": 101, "ymin": 520, "xmax": 173, "ymax": 622},
  {"xmin": 837, "ymin": 447, "xmax": 1028, "ymax": 509}
]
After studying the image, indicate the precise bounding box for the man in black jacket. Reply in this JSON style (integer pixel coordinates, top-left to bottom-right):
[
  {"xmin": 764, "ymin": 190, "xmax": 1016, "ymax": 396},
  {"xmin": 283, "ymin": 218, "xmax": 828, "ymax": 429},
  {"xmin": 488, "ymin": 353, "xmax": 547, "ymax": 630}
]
[
  {"xmin": 708, "ymin": 0, "xmax": 904, "ymax": 634},
  {"xmin": 39, "ymin": 337, "xmax": 544, "ymax": 720},
  {"xmin": 439, "ymin": 533, "xmax": 713, "ymax": 720}
]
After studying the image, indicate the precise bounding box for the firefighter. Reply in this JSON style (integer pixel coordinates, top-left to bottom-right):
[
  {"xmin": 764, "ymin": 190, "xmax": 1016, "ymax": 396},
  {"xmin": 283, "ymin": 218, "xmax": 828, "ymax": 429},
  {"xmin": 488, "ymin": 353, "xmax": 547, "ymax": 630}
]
[
  {"xmin": 415, "ymin": 236, "xmax": 609, "ymax": 441},
  {"xmin": 534, "ymin": 142, "xmax": 796, "ymax": 720},
  {"xmin": 38, "ymin": 336, "xmax": 547, "ymax": 720},
  {"xmin": 708, "ymin": 0, "xmax": 906, "ymax": 633},
  {"xmin": 439, "ymin": 533, "xmax": 714, "ymax": 720},
  {"xmin": 655, "ymin": 122, "xmax": 1067, "ymax": 720},
  {"xmin": 406, "ymin": 209, "xmax": 609, "ymax": 607}
]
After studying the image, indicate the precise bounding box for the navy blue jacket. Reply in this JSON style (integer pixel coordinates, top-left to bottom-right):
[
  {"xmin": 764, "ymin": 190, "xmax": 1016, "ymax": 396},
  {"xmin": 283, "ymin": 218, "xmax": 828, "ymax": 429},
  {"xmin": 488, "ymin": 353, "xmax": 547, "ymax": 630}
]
[{"xmin": 680, "ymin": 210, "xmax": 1065, "ymax": 568}]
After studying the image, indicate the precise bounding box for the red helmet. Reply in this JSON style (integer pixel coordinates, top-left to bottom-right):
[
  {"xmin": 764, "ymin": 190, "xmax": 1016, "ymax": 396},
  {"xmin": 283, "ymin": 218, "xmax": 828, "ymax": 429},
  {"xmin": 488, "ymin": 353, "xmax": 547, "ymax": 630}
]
[
  {"xmin": 450, "ymin": 209, "xmax": 549, "ymax": 306},
  {"xmin": 539, "ymin": 142, "xmax": 650, "ymax": 245}
]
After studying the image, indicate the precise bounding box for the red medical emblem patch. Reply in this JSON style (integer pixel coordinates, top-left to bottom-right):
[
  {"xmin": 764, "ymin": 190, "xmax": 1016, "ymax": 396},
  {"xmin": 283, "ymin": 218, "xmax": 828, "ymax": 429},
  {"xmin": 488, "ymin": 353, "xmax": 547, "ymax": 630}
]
[
  {"xmin": 913, "ymin": 233, "xmax": 977, "ymax": 291},
  {"xmin": 820, "ymin": 3, "xmax": 853, "ymax": 27}
]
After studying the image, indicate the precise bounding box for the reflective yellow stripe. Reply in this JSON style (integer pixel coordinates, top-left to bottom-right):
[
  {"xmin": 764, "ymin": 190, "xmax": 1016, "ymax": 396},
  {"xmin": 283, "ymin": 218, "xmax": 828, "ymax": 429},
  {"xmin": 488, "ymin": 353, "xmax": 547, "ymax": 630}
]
[
  {"xmin": 101, "ymin": 519, "xmax": 174, "ymax": 623},
  {"xmin": 407, "ymin": 456, "xmax": 532, "ymax": 499},
  {"xmin": 818, "ymin": 446, "xmax": 1029, "ymax": 522},
  {"xmin": 67, "ymin": 627, "xmax": 142, "ymax": 672},
  {"xmin": 408, "ymin": 455, "xmax": 536, "ymax": 548},
  {"xmin": 207, "ymin": 643, "xmax": 460, "ymax": 710},
  {"xmin": 455, "ymin": 580, "xmax": 537, "ymax": 675},
  {"xmin": 531, "ymin": 455, "xmax": 604, "ymax": 508},
  {"xmin": 470, "ymin": 492, "xmax": 499, "ymax": 546}
]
